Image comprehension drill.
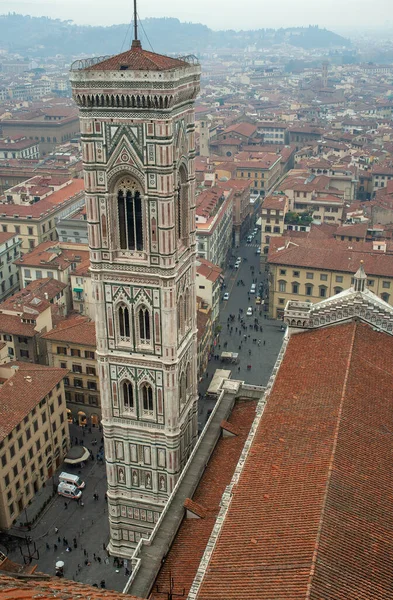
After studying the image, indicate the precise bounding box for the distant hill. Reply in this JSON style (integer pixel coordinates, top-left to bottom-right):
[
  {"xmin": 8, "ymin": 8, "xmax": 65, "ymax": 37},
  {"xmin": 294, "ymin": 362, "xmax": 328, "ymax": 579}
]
[{"xmin": 0, "ymin": 14, "xmax": 351, "ymax": 58}]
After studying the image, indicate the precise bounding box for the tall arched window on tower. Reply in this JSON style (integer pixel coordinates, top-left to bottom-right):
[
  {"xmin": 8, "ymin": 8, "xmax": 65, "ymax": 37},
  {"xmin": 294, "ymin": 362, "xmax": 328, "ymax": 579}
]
[
  {"xmin": 117, "ymin": 180, "xmax": 143, "ymax": 251},
  {"xmin": 141, "ymin": 383, "xmax": 154, "ymax": 414},
  {"xmin": 122, "ymin": 380, "xmax": 134, "ymax": 412},
  {"xmin": 138, "ymin": 305, "xmax": 151, "ymax": 344},
  {"xmin": 176, "ymin": 166, "xmax": 188, "ymax": 244},
  {"xmin": 179, "ymin": 372, "xmax": 186, "ymax": 406},
  {"xmin": 118, "ymin": 303, "xmax": 130, "ymax": 339}
]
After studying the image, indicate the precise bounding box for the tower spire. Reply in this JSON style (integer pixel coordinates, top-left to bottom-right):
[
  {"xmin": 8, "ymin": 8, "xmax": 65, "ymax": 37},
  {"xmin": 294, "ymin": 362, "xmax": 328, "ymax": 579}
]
[{"xmin": 132, "ymin": 0, "xmax": 141, "ymax": 48}]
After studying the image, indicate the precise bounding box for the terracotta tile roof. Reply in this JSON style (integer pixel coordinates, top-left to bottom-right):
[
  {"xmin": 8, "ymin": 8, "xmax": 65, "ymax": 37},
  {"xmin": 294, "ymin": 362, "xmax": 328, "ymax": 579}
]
[
  {"xmin": 224, "ymin": 122, "xmax": 257, "ymax": 138},
  {"xmin": 195, "ymin": 322, "xmax": 393, "ymax": 600},
  {"xmin": 262, "ymin": 194, "xmax": 288, "ymax": 210},
  {"xmin": 196, "ymin": 258, "xmax": 223, "ymax": 283},
  {"xmin": 220, "ymin": 419, "xmax": 240, "ymax": 436},
  {"xmin": 0, "ymin": 180, "xmax": 84, "ymax": 219},
  {"xmin": 42, "ymin": 315, "xmax": 96, "ymax": 346},
  {"xmin": 15, "ymin": 241, "xmax": 89, "ymax": 271},
  {"xmin": 87, "ymin": 43, "xmax": 189, "ymax": 72},
  {"xmin": 0, "ymin": 313, "xmax": 36, "ymax": 337},
  {"xmin": 0, "ymin": 231, "xmax": 18, "ymax": 245},
  {"xmin": 0, "ymin": 364, "xmax": 67, "ymax": 441},
  {"xmin": 184, "ymin": 498, "xmax": 207, "ymax": 519},
  {"xmin": 335, "ymin": 221, "xmax": 368, "ymax": 238},
  {"xmin": 0, "ymin": 574, "xmax": 143, "ymax": 599},
  {"xmin": 268, "ymin": 236, "xmax": 393, "ymax": 277},
  {"xmin": 150, "ymin": 400, "xmax": 257, "ymax": 600}
]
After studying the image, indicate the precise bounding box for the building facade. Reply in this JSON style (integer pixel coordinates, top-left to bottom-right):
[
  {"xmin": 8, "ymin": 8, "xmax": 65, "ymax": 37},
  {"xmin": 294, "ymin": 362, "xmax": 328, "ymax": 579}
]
[
  {"xmin": 0, "ymin": 232, "xmax": 22, "ymax": 301},
  {"xmin": 43, "ymin": 317, "xmax": 100, "ymax": 427},
  {"xmin": 267, "ymin": 236, "xmax": 393, "ymax": 318},
  {"xmin": 70, "ymin": 40, "xmax": 201, "ymax": 555},
  {"xmin": 0, "ymin": 363, "xmax": 69, "ymax": 529}
]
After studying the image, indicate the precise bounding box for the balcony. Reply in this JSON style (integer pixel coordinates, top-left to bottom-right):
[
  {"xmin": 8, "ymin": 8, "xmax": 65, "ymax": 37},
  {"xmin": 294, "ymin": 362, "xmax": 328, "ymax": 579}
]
[{"xmin": 73, "ymin": 295, "xmax": 84, "ymax": 302}]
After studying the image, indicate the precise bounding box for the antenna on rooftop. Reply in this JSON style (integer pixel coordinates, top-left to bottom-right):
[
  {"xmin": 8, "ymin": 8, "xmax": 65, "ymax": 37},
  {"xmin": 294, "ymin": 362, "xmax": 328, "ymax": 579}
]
[{"xmin": 132, "ymin": 0, "xmax": 141, "ymax": 48}]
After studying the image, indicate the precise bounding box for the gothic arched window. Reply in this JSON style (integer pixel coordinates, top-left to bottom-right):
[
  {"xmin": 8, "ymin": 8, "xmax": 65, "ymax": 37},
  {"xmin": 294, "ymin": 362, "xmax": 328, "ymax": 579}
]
[
  {"xmin": 186, "ymin": 363, "xmax": 191, "ymax": 392},
  {"xmin": 141, "ymin": 383, "xmax": 153, "ymax": 413},
  {"xmin": 179, "ymin": 372, "xmax": 186, "ymax": 405},
  {"xmin": 118, "ymin": 304, "xmax": 130, "ymax": 339},
  {"xmin": 117, "ymin": 188, "xmax": 143, "ymax": 251},
  {"xmin": 138, "ymin": 305, "xmax": 151, "ymax": 343},
  {"xmin": 176, "ymin": 166, "xmax": 188, "ymax": 244},
  {"xmin": 122, "ymin": 380, "xmax": 134, "ymax": 411}
]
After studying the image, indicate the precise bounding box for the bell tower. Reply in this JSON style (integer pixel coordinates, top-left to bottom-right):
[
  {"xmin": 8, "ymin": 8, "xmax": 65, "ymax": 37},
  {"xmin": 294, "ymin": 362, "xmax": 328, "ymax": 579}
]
[{"xmin": 70, "ymin": 27, "xmax": 200, "ymax": 556}]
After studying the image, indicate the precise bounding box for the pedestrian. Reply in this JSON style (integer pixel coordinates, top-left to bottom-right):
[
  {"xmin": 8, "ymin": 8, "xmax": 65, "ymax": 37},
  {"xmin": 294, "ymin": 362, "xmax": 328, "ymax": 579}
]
[
  {"xmin": 84, "ymin": 559, "xmax": 89, "ymax": 566},
  {"xmin": 100, "ymin": 580, "xmax": 106, "ymax": 589},
  {"xmin": 58, "ymin": 536, "xmax": 61, "ymax": 543},
  {"xmin": 46, "ymin": 542, "xmax": 50, "ymax": 550},
  {"xmin": 84, "ymin": 549, "xmax": 88, "ymax": 557},
  {"xmin": 54, "ymin": 543, "xmax": 58, "ymax": 551},
  {"xmin": 93, "ymin": 553, "xmax": 97, "ymax": 561},
  {"xmin": 104, "ymin": 493, "xmax": 107, "ymax": 503},
  {"xmin": 102, "ymin": 543, "xmax": 106, "ymax": 551},
  {"xmin": 238, "ymin": 366, "xmax": 240, "ymax": 372},
  {"xmin": 80, "ymin": 500, "xmax": 84, "ymax": 507},
  {"xmin": 97, "ymin": 556, "xmax": 102, "ymax": 564},
  {"xmin": 54, "ymin": 527, "xmax": 59, "ymax": 534},
  {"xmin": 125, "ymin": 567, "xmax": 130, "ymax": 576},
  {"xmin": 63, "ymin": 537, "xmax": 67, "ymax": 545},
  {"xmin": 64, "ymin": 502, "xmax": 68, "ymax": 510},
  {"xmin": 263, "ymin": 340, "xmax": 266, "ymax": 346},
  {"xmin": 74, "ymin": 541, "xmax": 78, "ymax": 549}
]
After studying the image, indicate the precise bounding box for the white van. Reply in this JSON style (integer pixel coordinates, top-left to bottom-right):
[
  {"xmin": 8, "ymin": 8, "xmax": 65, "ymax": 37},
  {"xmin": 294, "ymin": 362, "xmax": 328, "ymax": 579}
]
[
  {"xmin": 57, "ymin": 481, "xmax": 82, "ymax": 500},
  {"xmin": 59, "ymin": 472, "xmax": 85, "ymax": 489},
  {"xmin": 250, "ymin": 283, "xmax": 256, "ymax": 294}
]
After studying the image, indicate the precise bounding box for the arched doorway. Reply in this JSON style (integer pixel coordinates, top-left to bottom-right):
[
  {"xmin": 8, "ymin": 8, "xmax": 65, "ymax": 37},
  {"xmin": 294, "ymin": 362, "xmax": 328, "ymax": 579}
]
[
  {"xmin": 54, "ymin": 447, "xmax": 61, "ymax": 468},
  {"xmin": 78, "ymin": 411, "xmax": 87, "ymax": 427},
  {"xmin": 91, "ymin": 413, "xmax": 100, "ymax": 427},
  {"xmin": 47, "ymin": 456, "xmax": 53, "ymax": 478}
]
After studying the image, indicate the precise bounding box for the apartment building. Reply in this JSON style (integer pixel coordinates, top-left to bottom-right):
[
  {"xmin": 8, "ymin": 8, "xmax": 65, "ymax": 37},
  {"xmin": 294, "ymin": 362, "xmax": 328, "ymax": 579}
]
[
  {"xmin": 261, "ymin": 194, "xmax": 289, "ymax": 256},
  {"xmin": 267, "ymin": 236, "xmax": 393, "ymax": 318},
  {"xmin": 0, "ymin": 362, "xmax": 69, "ymax": 529},
  {"xmin": 196, "ymin": 186, "xmax": 234, "ymax": 268},
  {"xmin": 0, "ymin": 179, "xmax": 84, "ymax": 253},
  {"xmin": 1, "ymin": 107, "xmax": 80, "ymax": 156},
  {"xmin": 257, "ymin": 122, "xmax": 288, "ymax": 145},
  {"xmin": 235, "ymin": 154, "xmax": 281, "ymax": 196},
  {"xmin": 0, "ymin": 137, "xmax": 39, "ymax": 160},
  {"xmin": 196, "ymin": 258, "xmax": 222, "ymax": 323},
  {"xmin": 0, "ymin": 285, "xmax": 54, "ymax": 363},
  {"xmin": 42, "ymin": 317, "xmax": 100, "ymax": 427},
  {"xmin": 70, "ymin": 264, "xmax": 95, "ymax": 320},
  {"xmin": 16, "ymin": 241, "xmax": 89, "ymax": 309},
  {"xmin": 0, "ymin": 232, "xmax": 22, "ymax": 302}
]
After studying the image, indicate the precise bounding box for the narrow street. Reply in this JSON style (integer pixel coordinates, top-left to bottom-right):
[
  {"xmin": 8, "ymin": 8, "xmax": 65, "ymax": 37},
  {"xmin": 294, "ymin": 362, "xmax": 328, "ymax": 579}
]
[{"xmin": 198, "ymin": 228, "xmax": 285, "ymax": 426}]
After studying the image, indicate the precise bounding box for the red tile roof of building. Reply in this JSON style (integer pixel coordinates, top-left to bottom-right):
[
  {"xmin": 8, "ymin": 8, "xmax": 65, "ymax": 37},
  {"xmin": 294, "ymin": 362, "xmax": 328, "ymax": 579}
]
[
  {"xmin": 196, "ymin": 258, "xmax": 222, "ymax": 283},
  {"xmin": 195, "ymin": 322, "xmax": 393, "ymax": 600},
  {"xmin": 15, "ymin": 241, "xmax": 89, "ymax": 271},
  {"xmin": 0, "ymin": 364, "xmax": 67, "ymax": 442},
  {"xmin": 151, "ymin": 400, "xmax": 257, "ymax": 600},
  {"xmin": 262, "ymin": 194, "xmax": 288, "ymax": 210},
  {"xmin": 0, "ymin": 574, "xmax": 143, "ymax": 599},
  {"xmin": 0, "ymin": 313, "xmax": 36, "ymax": 337},
  {"xmin": 42, "ymin": 315, "xmax": 96, "ymax": 347},
  {"xmin": 268, "ymin": 235, "xmax": 393, "ymax": 277},
  {"xmin": 0, "ymin": 179, "xmax": 84, "ymax": 219},
  {"xmin": 0, "ymin": 231, "xmax": 18, "ymax": 245},
  {"xmin": 335, "ymin": 221, "xmax": 368, "ymax": 238},
  {"xmin": 87, "ymin": 42, "xmax": 189, "ymax": 72},
  {"xmin": 224, "ymin": 122, "xmax": 257, "ymax": 138}
]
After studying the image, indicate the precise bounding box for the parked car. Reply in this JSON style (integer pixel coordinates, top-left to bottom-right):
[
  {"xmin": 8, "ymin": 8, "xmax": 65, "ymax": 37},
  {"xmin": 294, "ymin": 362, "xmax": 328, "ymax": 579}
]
[
  {"xmin": 246, "ymin": 235, "xmax": 253, "ymax": 243},
  {"xmin": 250, "ymin": 283, "xmax": 256, "ymax": 294},
  {"xmin": 246, "ymin": 307, "xmax": 253, "ymax": 316},
  {"xmin": 256, "ymin": 247, "xmax": 261, "ymax": 255},
  {"xmin": 223, "ymin": 292, "xmax": 229, "ymax": 301},
  {"xmin": 256, "ymin": 296, "xmax": 262, "ymax": 305}
]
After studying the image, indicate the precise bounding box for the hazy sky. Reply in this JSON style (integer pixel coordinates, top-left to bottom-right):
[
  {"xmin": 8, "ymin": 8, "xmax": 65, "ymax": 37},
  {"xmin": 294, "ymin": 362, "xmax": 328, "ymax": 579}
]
[{"xmin": 1, "ymin": 0, "xmax": 392, "ymax": 31}]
